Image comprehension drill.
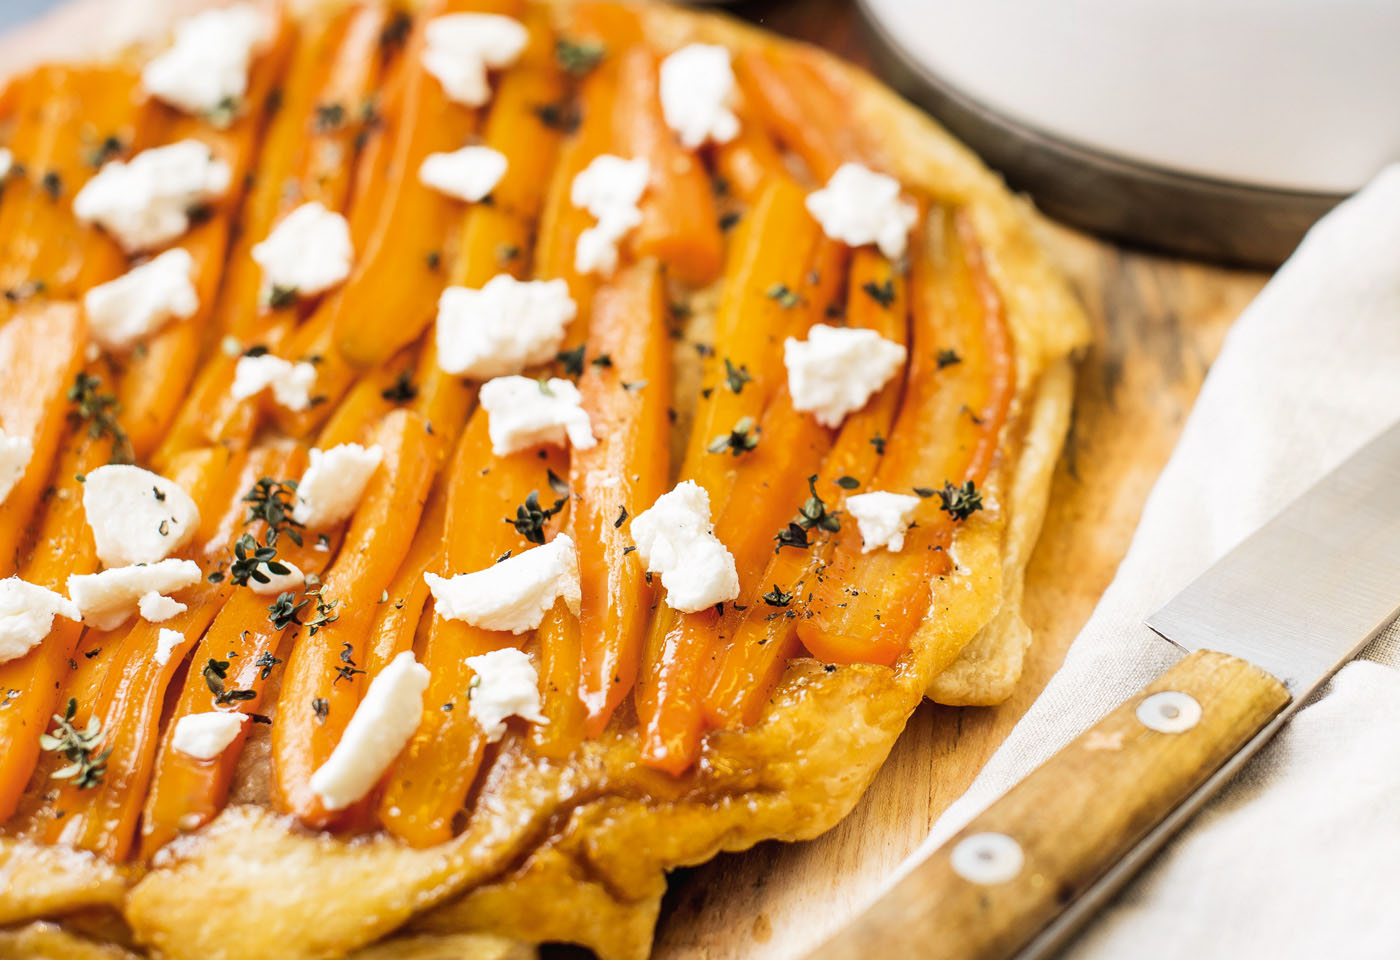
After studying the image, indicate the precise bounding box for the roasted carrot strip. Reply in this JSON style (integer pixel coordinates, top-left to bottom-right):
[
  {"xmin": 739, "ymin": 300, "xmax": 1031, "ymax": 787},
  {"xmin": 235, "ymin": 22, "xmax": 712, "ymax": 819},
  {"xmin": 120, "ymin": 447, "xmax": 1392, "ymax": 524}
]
[
  {"xmin": 713, "ymin": 92, "xmax": 787, "ymax": 202},
  {"xmin": 798, "ymin": 211, "xmax": 1014, "ymax": 666},
  {"xmin": 315, "ymin": 345, "xmax": 416, "ymax": 450},
  {"xmin": 272, "ymin": 409, "xmax": 437, "ymax": 826},
  {"xmin": 565, "ymin": 262, "xmax": 671, "ymax": 736},
  {"xmin": 117, "ymin": 13, "xmax": 294, "ymax": 459},
  {"xmin": 378, "ymin": 410, "xmax": 566, "ymax": 846},
  {"xmin": 613, "ymin": 47, "xmax": 723, "ymax": 288},
  {"xmin": 361, "ymin": 476, "xmax": 448, "ymax": 679},
  {"xmin": 705, "ymin": 248, "xmax": 911, "ymax": 726},
  {"xmin": 41, "ymin": 448, "xmax": 235, "ymax": 859},
  {"xmin": 216, "ymin": 8, "xmax": 351, "ymax": 341},
  {"xmin": 332, "ymin": 0, "xmax": 522, "ymax": 368},
  {"xmin": 0, "ymin": 303, "xmax": 85, "ymax": 576},
  {"xmin": 734, "ymin": 47, "xmax": 863, "ymax": 182},
  {"xmin": 140, "ymin": 446, "xmax": 347, "ymax": 856}
]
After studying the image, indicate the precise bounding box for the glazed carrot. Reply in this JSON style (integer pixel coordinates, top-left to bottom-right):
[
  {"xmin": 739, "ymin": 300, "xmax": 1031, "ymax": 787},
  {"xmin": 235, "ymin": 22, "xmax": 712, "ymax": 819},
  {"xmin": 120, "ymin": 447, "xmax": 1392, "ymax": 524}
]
[
  {"xmin": 564, "ymin": 262, "xmax": 671, "ymax": 736},
  {"xmin": 361, "ymin": 476, "xmax": 447, "ymax": 678},
  {"xmin": 332, "ymin": 0, "xmax": 522, "ymax": 368},
  {"xmin": 713, "ymin": 92, "xmax": 787, "ymax": 202},
  {"xmin": 799, "ymin": 210, "xmax": 1014, "ymax": 666},
  {"xmin": 315, "ymin": 345, "xmax": 416, "ymax": 450},
  {"xmin": 705, "ymin": 248, "xmax": 910, "ymax": 727},
  {"xmin": 216, "ymin": 7, "xmax": 350, "ymax": 340},
  {"xmin": 141, "ymin": 446, "xmax": 347, "ymax": 856},
  {"xmin": 0, "ymin": 303, "xmax": 85, "ymax": 576},
  {"xmin": 734, "ymin": 47, "xmax": 862, "ymax": 182},
  {"xmin": 378, "ymin": 410, "xmax": 566, "ymax": 846},
  {"xmin": 611, "ymin": 47, "xmax": 723, "ymax": 288},
  {"xmin": 272, "ymin": 409, "xmax": 437, "ymax": 826},
  {"xmin": 117, "ymin": 13, "xmax": 295, "ymax": 459},
  {"xmin": 41, "ymin": 447, "xmax": 235, "ymax": 859}
]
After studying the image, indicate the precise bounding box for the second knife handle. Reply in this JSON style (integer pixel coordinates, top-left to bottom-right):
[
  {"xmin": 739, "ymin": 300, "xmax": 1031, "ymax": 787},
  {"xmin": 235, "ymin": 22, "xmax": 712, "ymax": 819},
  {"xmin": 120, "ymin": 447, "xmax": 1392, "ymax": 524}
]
[{"xmin": 811, "ymin": 648, "xmax": 1290, "ymax": 960}]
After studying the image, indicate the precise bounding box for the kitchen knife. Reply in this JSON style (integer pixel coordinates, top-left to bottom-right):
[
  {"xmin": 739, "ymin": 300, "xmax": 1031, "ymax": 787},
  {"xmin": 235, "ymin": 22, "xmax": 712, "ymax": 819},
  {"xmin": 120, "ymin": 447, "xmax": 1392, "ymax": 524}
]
[{"xmin": 812, "ymin": 419, "xmax": 1400, "ymax": 960}]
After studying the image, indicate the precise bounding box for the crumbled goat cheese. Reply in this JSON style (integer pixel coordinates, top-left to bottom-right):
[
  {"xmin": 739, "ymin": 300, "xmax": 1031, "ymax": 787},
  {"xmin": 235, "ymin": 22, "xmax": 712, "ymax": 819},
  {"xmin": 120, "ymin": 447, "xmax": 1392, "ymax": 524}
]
[
  {"xmin": 629, "ymin": 481, "xmax": 739, "ymax": 613},
  {"xmin": 248, "ymin": 560, "xmax": 305, "ymax": 596},
  {"xmin": 141, "ymin": 3, "xmax": 267, "ymax": 117},
  {"xmin": 0, "ymin": 427, "xmax": 33, "ymax": 506},
  {"xmin": 230, "ymin": 354, "xmax": 318, "ymax": 411},
  {"xmin": 465, "ymin": 647, "xmax": 548, "ymax": 742},
  {"xmin": 250, "ymin": 202, "xmax": 353, "ymax": 299},
  {"xmin": 153, "ymin": 626, "xmax": 189, "ymax": 666},
  {"xmin": 435, "ymin": 275, "xmax": 576, "ymax": 379},
  {"xmin": 0, "ymin": 148, "xmax": 13, "ymax": 180},
  {"xmin": 805, "ymin": 162, "xmax": 918, "ymax": 260},
  {"xmin": 140, "ymin": 592, "xmax": 188, "ymax": 624},
  {"xmin": 419, "ymin": 145, "xmax": 508, "ymax": 202},
  {"xmin": 68, "ymin": 559, "xmax": 202, "ymax": 631},
  {"xmin": 659, "ymin": 44, "xmax": 740, "ymax": 149},
  {"xmin": 784, "ymin": 323, "xmax": 907, "ymax": 428},
  {"xmin": 422, "ymin": 13, "xmax": 528, "ymax": 107},
  {"xmin": 571, "ymin": 154, "xmax": 650, "ymax": 277},
  {"xmin": 309, "ymin": 650, "xmax": 430, "ymax": 810},
  {"xmin": 171, "ymin": 711, "xmax": 247, "ymax": 760},
  {"xmin": 0, "ymin": 577, "xmax": 80, "ymax": 665},
  {"xmin": 292, "ymin": 443, "xmax": 384, "ymax": 529},
  {"xmin": 83, "ymin": 464, "xmax": 201, "ymax": 568},
  {"xmin": 83, "ymin": 248, "xmax": 199, "ymax": 353},
  {"xmin": 73, "ymin": 140, "xmax": 231, "ymax": 253},
  {"xmin": 425, "ymin": 534, "xmax": 581, "ymax": 635},
  {"xmin": 478, "ymin": 376, "xmax": 596, "ymax": 456},
  {"xmin": 846, "ymin": 491, "xmax": 921, "ymax": 553}
]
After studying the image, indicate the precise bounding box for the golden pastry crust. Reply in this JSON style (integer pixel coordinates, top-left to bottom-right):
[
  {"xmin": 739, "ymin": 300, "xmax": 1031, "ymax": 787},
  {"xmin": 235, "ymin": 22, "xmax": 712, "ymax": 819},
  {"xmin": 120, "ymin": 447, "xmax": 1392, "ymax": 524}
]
[{"xmin": 0, "ymin": 2, "xmax": 1090, "ymax": 958}]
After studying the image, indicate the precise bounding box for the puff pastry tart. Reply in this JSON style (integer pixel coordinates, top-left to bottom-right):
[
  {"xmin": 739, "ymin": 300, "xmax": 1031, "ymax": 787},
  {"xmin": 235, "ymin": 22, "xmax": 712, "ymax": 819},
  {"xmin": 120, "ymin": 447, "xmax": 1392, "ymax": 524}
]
[{"xmin": 0, "ymin": 2, "xmax": 1089, "ymax": 957}]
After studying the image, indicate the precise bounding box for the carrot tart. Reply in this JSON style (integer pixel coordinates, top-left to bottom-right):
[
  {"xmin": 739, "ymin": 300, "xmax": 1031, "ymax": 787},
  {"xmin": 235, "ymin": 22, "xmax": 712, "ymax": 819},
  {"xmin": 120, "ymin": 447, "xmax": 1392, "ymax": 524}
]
[{"xmin": 0, "ymin": 2, "xmax": 1089, "ymax": 957}]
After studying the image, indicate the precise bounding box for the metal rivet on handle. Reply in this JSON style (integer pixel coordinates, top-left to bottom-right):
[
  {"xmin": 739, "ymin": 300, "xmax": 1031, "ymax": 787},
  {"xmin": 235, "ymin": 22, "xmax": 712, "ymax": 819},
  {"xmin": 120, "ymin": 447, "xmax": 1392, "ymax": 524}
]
[
  {"xmin": 950, "ymin": 832, "xmax": 1024, "ymax": 885},
  {"xmin": 1136, "ymin": 691, "xmax": 1202, "ymax": 733}
]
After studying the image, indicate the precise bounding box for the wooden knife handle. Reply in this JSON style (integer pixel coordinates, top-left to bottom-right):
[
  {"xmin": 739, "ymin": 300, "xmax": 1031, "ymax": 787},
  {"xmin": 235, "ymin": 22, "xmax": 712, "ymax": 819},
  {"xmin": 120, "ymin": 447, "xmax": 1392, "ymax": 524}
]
[{"xmin": 811, "ymin": 649, "xmax": 1291, "ymax": 960}]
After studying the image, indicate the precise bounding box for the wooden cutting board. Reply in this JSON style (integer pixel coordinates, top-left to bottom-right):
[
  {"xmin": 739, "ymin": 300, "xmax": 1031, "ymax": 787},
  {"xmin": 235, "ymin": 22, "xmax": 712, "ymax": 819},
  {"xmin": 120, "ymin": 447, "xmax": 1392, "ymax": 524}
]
[{"xmin": 1, "ymin": 1, "xmax": 1270, "ymax": 957}]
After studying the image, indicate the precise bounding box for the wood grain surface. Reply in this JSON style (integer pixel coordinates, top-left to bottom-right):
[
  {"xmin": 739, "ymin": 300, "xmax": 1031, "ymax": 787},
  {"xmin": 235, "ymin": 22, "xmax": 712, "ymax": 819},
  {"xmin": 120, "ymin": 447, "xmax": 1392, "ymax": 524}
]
[{"xmin": 0, "ymin": 1, "xmax": 1272, "ymax": 958}]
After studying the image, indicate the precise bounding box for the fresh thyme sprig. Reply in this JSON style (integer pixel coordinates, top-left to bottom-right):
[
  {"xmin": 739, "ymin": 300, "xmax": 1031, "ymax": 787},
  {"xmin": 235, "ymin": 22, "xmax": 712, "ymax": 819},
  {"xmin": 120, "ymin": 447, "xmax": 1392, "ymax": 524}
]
[
  {"xmin": 243, "ymin": 478, "xmax": 304, "ymax": 547},
  {"xmin": 66, "ymin": 372, "xmax": 133, "ymax": 465},
  {"xmin": 707, "ymin": 416, "xmax": 759, "ymax": 456},
  {"xmin": 229, "ymin": 532, "xmax": 292, "ymax": 587},
  {"xmin": 39, "ymin": 698, "xmax": 111, "ymax": 789},
  {"xmin": 506, "ymin": 490, "xmax": 567, "ymax": 545},
  {"xmin": 936, "ymin": 480, "xmax": 984, "ymax": 521},
  {"xmin": 555, "ymin": 37, "xmax": 605, "ymax": 75}
]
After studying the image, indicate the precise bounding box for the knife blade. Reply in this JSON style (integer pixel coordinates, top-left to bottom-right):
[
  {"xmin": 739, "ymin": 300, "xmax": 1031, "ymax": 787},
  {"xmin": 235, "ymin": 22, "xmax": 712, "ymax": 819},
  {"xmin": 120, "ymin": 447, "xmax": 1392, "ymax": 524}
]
[{"xmin": 812, "ymin": 422, "xmax": 1400, "ymax": 960}]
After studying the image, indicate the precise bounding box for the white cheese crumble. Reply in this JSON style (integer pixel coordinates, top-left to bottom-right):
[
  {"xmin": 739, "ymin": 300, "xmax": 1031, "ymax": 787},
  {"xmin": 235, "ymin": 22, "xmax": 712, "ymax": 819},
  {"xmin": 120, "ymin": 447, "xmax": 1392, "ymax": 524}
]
[
  {"xmin": 784, "ymin": 323, "xmax": 907, "ymax": 428},
  {"xmin": 570, "ymin": 154, "xmax": 650, "ymax": 277},
  {"xmin": 478, "ymin": 376, "xmax": 596, "ymax": 456},
  {"xmin": 83, "ymin": 464, "xmax": 201, "ymax": 568},
  {"xmin": 230, "ymin": 354, "xmax": 318, "ymax": 411},
  {"xmin": 419, "ymin": 145, "xmax": 508, "ymax": 203},
  {"xmin": 68, "ymin": 558, "xmax": 202, "ymax": 631},
  {"xmin": 83, "ymin": 248, "xmax": 199, "ymax": 353},
  {"xmin": 171, "ymin": 711, "xmax": 247, "ymax": 760},
  {"xmin": 73, "ymin": 140, "xmax": 231, "ymax": 253},
  {"xmin": 435, "ymin": 275, "xmax": 576, "ymax": 379},
  {"xmin": 0, "ymin": 148, "xmax": 13, "ymax": 180},
  {"xmin": 153, "ymin": 626, "xmax": 189, "ymax": 666},
  {"xmin": 248, "ymin": 560, "xmax": 304, "ymax": 596},
  {"xmin": 465, "ymin": 647, "xmax": 547, "ymax": 742},
  {"xmin": 140, "ymin": 592, "xmax": 188, "ymax": 624},
  {"xmin": 629, "ymin": 481, "xmax": 739, "ymax": 613},
  {"xmin": 309, "ymin": 650, "xmax": 430, "ymax": 810},
  {"xmin": 250, "ymin": 201, "xmax": 353, "ymax": 299},
  {"xmin": 0, "ymin": 427, "xmax": 33, "ymax": 506},
  {"xmin": 805, "ymin": 162, "xmax": 918, "ymax": 260},
  {"xmin": 292, "ymin": 443, "xmax": 384, "ymax": 530},
  {"xmin": 846, "ymin": 491, "xmax": 921, "ymax": 553},
  {"xmin": 422, "ymin": 13, "xmax": 529, "ymax": 107},
  {"xmin": 0, "ymin": 577, "xmax": 80, "ymax": 665},
  {"xmin": 659, "ymin": 44, "xmax": 740, "ymax": 149},
  {"xmin": 141, "ymin": 3, "xmax": 267, "ymax": 117},
  {"xmin": 424, "ymin": 534, "xmax": 581, "ymax": 635}
]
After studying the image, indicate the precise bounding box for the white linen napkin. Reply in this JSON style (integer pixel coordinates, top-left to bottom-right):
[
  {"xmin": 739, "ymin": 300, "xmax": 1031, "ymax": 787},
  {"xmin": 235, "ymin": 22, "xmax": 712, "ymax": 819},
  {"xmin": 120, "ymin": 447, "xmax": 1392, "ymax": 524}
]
[{"xmin": 906, "ymin": 164, "xmax": 1400, "ymax": 958}]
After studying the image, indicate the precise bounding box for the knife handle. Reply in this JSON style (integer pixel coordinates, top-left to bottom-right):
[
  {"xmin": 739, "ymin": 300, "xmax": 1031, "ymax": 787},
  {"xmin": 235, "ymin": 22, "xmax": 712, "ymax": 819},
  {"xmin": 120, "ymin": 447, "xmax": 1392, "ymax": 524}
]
[{"xmin": 812, "ymin": 649, "xmax": 1290, "ymax": 960}]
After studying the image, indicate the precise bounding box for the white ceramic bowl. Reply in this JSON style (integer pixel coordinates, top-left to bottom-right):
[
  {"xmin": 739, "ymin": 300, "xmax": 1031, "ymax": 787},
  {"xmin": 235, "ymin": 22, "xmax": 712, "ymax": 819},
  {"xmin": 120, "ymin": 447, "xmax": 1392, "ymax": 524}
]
[{"xmin": 862, "ymin": 0, "xmax": 1400, "ymax": 194}]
